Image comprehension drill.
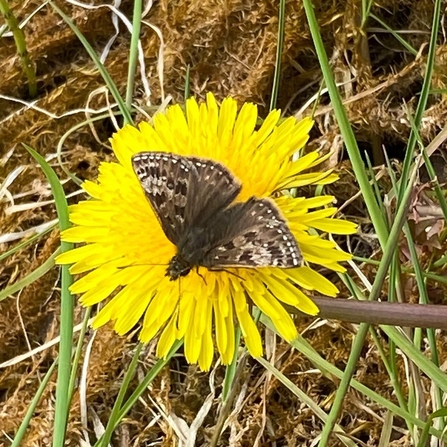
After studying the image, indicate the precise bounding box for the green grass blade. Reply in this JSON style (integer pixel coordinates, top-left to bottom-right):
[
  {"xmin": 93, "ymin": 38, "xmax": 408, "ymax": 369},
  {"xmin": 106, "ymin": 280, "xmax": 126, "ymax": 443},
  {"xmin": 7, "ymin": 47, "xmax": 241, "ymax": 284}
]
[
  {"xmin": 184, "ymin": 64, "xmax": 191, "ymax": 100},
  {"xmin": 49, "ymin": 1, "xmax": 133, "ymax": 126},
  {"xmin": 302, "ymin": 0, "xmax": 388, "ymax": 247},
  {"xmin": 222, "ymin": 327, "xmax": 241, "ymax": 401},
  {"xmin": 125, "ymin": 0, "xmax": 143, "ymax": 109},
  {"xmin": 257, "ymin": 356, "xmax": 357, "ymax": 447},
  {"xmin": 378, "ymin": 411, "xmax": 394, "ymax": 447},
  {"xmin": 269, "ymin": 0, "xmax": 286, "ymax": 111},
  {"xmin": 0, "ymin": 0, "xmax": 37, "ymax": 97},
  {"xmin": 421, "ymin": 149, "xmax": 447, "ymax": 221},
  {"xmin": 0, "ymin": 248, "xmax": 59, "ymax": 301},
  {"xmin": 368, "ymin": 327, "xmax": 408, "ymax": 414},
  {"xmin": 94, "ymin": 341, "xmax": 183, "ymax": 446},
  {"xmin": 417, "ymin": 408, "xmax": 447, "ymax": 447},
  {"xmin": 318, "ymin": 323, "xmax": 370, "ymax": 446},
  {"xmin": 261, "ymin": 317, "xmax": 446, "ymax": 439},
  {"xmin": 382, "ymin": 149, "xmax": 404, "ymax": 305},
  {"xmin": 364, "ymin": 151, "xmax": 385, "ymax": 215},
  {"xmin": 68, "ymin": 307, "xmax": 92, "ymax": 399},
  {"xmin": 0, "ymin": 222, "xmax": 57, "ymax": 263},
  {"xmin": 96, "ymin": 343, "xmax": 144, "ymax": 447},
  {"xmin": 368, "ymin": 157, "xmax": 419, "ymax": 302},
  {"xmin": 396, "ymin": 0, "xmax": 442, "ymax": 201},
  {"xmin": 117, "ymin": 340, "xmax": 183, "ymax": 421},
  {"xmin": 369, "ymin": 13, "xmax": 418, "ymax": 56},
  {"xmin": 383, "ymin": 325, "xmax": 447, "ymax": 394},
  {"xmin": 11, "ymin": 358, "xmax": 58, "ymax": 447},
  {"xmin": 23, "ymin": 144, "xmax": 74, "ymax": 447}
]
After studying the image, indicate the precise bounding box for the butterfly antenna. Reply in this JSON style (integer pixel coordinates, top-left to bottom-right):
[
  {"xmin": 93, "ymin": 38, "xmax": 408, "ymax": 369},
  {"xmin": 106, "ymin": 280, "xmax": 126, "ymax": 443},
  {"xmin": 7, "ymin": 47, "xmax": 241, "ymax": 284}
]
[{"xmin": 117, "ymin": 262, "xmax": 168, "ymax": 271}]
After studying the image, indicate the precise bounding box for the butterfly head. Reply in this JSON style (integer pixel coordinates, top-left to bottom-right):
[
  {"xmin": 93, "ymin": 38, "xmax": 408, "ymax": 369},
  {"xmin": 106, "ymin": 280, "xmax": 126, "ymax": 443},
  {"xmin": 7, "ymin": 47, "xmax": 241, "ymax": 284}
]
[{"xmin": 166, "ymin": 255, "xmax": 191, "ymax": 281}]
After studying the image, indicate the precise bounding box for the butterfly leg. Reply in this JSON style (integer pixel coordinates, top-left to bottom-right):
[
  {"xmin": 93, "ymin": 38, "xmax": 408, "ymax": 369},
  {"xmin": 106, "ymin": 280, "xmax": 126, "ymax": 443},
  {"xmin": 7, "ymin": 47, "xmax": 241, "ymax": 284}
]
[{"xmin": 195, "ymin": 266, "xmax": 208, "ymax": 285}]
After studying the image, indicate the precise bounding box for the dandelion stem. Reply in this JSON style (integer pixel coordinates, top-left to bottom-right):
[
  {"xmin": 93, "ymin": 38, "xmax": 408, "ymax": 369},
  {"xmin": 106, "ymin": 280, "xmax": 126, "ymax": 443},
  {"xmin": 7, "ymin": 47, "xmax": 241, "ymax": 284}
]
[{"xmin": 288, "ymin": 297, "xmax": 447, "ymax": 330}]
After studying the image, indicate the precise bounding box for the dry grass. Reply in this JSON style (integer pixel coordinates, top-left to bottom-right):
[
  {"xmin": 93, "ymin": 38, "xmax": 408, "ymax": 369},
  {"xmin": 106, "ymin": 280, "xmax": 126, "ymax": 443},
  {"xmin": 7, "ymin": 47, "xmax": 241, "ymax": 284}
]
[{"xmin": 1, "ymin": 0, "xmax": 446, "ymax": 445}]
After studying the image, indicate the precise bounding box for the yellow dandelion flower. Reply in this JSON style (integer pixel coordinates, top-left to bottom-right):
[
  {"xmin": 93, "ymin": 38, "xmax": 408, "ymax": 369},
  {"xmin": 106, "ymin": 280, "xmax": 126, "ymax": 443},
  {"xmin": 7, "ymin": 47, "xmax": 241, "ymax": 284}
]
[{"xmin": 56, "ymin": 93, "xmax": 356, "ymax": 371}]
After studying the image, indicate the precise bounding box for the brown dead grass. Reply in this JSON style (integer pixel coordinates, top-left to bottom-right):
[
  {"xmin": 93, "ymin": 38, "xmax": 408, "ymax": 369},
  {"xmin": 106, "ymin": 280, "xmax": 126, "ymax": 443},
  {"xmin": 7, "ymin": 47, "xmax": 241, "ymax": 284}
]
[{"xmin": 1, "ymin": 0, "xmax": 446, "ymax": 445}]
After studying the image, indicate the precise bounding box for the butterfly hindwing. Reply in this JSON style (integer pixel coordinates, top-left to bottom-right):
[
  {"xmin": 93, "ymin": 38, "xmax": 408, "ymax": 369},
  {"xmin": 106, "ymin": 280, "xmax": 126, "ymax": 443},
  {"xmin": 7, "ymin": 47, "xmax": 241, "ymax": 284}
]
[
  {"xmin": 132, "ymin": 152, "xmax": 241, "ymax": 245},
  {"xmin": 202, "ymin": 198, "xmax": 303, "ymax": 269}
]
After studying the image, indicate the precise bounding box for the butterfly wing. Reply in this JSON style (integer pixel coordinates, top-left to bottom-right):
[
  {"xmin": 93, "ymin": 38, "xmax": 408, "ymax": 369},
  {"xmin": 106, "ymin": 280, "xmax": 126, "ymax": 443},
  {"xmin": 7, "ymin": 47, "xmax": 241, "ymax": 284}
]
[
  {"xmin": 202, "ymin": 197, "xmax": 303, "ymax": 269},
  {"xmin": 181, "ymin": 155, "xmax": 242, "ymax": 228},
  {"xmin": 132, "ymin": 152, "xmax": 241, "ymax": 245}
]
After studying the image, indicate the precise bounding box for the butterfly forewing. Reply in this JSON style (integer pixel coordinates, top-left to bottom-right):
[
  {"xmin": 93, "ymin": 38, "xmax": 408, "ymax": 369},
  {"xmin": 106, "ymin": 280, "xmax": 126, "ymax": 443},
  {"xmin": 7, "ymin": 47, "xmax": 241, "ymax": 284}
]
[
  {"xmin": 132, "ymin": 152, "xmax": 192, "ymax": 244},
  {"xmin": 202, "ymin": 198, "xmax": 303, "ymax": 269},
  {"xmin": 132, "ymin": 152, "xmax": 241, "ymax": 245}
]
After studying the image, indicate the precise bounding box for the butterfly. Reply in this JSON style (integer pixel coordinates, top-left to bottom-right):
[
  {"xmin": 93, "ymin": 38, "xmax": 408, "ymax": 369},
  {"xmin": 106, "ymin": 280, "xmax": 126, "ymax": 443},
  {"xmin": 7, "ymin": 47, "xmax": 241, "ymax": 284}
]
[{"xmin": 131, "ymin": 152, "xmax": 303, "ymax": 280}]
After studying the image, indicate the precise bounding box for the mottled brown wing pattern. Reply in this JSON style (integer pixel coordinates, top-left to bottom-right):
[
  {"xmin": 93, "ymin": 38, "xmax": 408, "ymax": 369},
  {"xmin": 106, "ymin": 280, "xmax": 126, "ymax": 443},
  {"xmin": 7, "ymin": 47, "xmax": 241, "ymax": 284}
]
[
  {"xmin": 132, "ymin": 152, "xmax": 193, "ymax": 244},
  {"xmin": 131, "ymin": 152, "xmax": 241, "ymax": 244},
  {"xmin": 202, "ymin": 198, "xmax": 303, "ymax": 269}
]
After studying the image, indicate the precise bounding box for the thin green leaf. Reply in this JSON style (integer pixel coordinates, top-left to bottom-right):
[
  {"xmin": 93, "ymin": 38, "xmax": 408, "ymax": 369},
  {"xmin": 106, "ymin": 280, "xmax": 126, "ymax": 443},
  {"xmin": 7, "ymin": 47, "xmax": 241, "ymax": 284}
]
[
  {"xmin": 49, "ymin": 1, "xmax": 133, "ymax": 126},
  {"xmin": 125, "ymin": 0, "xmax": 143, "ymax": 109},
  {"xmin": 364, "ymin": 151, "xmax": 385, "ymax": 215},
  {"xmin": 94, "ymin": 340, "xmax": 183, "ymax": 446},
  {"xmin": 11, "ymin": 359, "xmax": 58, "ymax": 447},
  {"xmin": 382, "ymin": 325, "xmax": 447, "ymax": 394},
  {"xmin": 269, "ymin": 0, "xmax": 286, "ymax": 111},
  {"xmin": 257, "ymin": 357, "xmax": 357, "ymax": 447},
  {"xmin": 360, "ymin": 0, "xmax": 374, "ymax": 27},
  {"xmin": 184, "ymin": 64, "xmax": 191, "ymax": 101},
  {"xmin": 302, "ymin": 0, "xmax": 389, "ymax": 247},
  {"xmin": 23, "ymin": 144, "xmax": 74, "ymax": 447},
  {"xmin": 396, "ymin": 0, "xmax": 442, "ymax": 201},
  {"xmin": 97, "ymin": 343, "xmax": 144, "ymax": 447},
  {"xmin": 378, "ymin": 411, "xmax": 394, "ymax": 447},
  {"xmin": 0, "ymin": 249, "xmax": 59, "ymax": 302},
  {"xmin": 262, "ymin": 316, "xmax": 446, "ymax": 439},
  {"xmin": 0, "ymin": 222, "xmax": 57, "ymax": 263},
  {"xmin": 222, "ymin": 327, "xmax": 241, "ymax": 401},
  {"xmin": 369, "ymin": 13, "xmax": 418, "ymax": 56},
  {"xmin": 0, "ymin": 0, "xmax": 37, "ymax": 96},
  {"xmin": 417, "ymin": 408, "xmax": 447, "ymax": 447},
  {"xmin": 68, "ymin": 307, "xmax": 92, "ymax": 399},
  {"xmin": 318, "ymin": 324, "xmax": 370, "ymax": 446}
]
